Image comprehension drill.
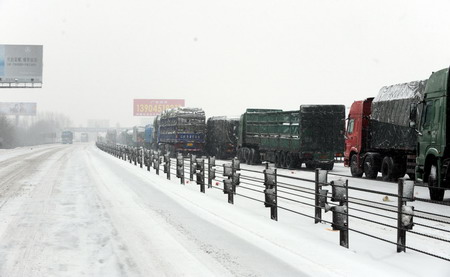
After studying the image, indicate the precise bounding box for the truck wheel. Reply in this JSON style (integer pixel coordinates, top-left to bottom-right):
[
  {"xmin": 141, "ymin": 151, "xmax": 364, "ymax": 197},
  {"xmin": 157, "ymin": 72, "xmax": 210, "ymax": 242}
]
[
  {"xmin": 381, "ymin": 156, "xmax": 395, "ymax": 182},
  {"xmin": 321, "ymin": 162, "xmax": 334, "ymax": 171},
  {"xmin": 275, "ymin": 152, "xmax": 281, "ymax": 168},
  {"xmin": 428, "ymin": 165, "xmax": 445, "ymax": 201},
  {"xmin": 350, "ymin": 155, "xmax": 363, "ymax": 177},
  {"xmin": 237, "ymin": 148, "xmax": 243, "ymax": 162},
  {"xmin": 305, "ymin": 162, "xmax": 314, "ymax": 170},
  {"xmin": 286, "ymin": 153, "xmax": 297, "ymax": 169},
  {"xmin": 253, "ymin": 148, "xmax": 261, "ymax": 164},
  {"xmin": 364, "ymin": 155, "xmax": 379, "ymax": 179},
  {"xmin": 242, "ymin": 148, "xmax": 249, "ymax": 163},
  {"xmin": 280, "ymin": 152, "xmax": 287, "ymax": 168},
  {"xmin": 247, "ymin": 148, "xmax": 254, "ymax": 165}
]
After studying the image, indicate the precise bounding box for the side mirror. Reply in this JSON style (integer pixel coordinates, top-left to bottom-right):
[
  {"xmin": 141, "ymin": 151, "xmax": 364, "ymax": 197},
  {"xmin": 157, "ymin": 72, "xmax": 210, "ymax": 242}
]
[{"xmin": 409, "ymin": 103, "xmax": 418, "ymax": 128}]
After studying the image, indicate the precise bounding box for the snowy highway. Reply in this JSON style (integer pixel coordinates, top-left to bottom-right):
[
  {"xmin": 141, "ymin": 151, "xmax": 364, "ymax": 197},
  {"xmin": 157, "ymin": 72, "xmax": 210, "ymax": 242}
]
[{"xmin": 0, "ymin": 144, "xmax": 449, "ymax": 276}]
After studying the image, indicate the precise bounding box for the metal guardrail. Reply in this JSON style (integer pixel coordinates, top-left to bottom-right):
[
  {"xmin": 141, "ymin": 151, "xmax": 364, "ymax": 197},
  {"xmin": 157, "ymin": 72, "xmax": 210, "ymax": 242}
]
[{"xmin": 96, "ymin": 142, "xmax": 450, "ymax": 263}]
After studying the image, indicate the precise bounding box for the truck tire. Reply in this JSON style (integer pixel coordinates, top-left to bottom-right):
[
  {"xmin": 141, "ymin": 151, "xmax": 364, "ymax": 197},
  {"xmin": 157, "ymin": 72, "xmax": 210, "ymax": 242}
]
[
  {"xmin": 247, "ymin": 148, "xmax": 254, "ymax": 165},
  {"xmin": 428, "ymin": 165, "xmax": 445, "ymax": 201},
  {"xmin": 275, "ymin": 151, "xmax": 281, "ymax": 168},
  {"xmin": 350, "ymin": 155, "xmax": 363, "ymax": 177},
  {"xmin": 237, "ymin": 148, "xmax": 243, "ymax": 162},
  {"xmin": 253, "ymin": 148, "xmax": 261, "ymax": 164},
  {"xmin": 381, "ymin": 156, "xmax": 395, "ymax": 182},
  {"xmin": 280, "ymin": 151, "xmax": 287, "ymax": 168},
  {"xmin": 242, "ymin": 148, "xmax": 249, "ymax": 164},
  {"xmin": 321, "ymin": 162, "xmax": 334, "ymax": 171},
  {"xmin": 364, "ymin": 154, "xmax": 379, "ymax": 179},
  {"xmin": 305, "ymin": 162, "xmax": 315, "ymax": 170},
  {"xmin": 286, "ymin": 153, "xmax": 297, "ymax": 169}
]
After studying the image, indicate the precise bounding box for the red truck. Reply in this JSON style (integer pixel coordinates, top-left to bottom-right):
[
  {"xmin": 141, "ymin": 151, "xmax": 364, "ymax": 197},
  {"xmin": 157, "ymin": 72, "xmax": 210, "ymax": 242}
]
[{"xmin": 344, "ymin": 81, "xmax": 425, "ymax": 181}]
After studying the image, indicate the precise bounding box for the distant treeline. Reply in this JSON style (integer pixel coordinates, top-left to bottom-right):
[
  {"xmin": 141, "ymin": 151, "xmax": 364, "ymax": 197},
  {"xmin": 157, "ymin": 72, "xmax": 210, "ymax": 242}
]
[{"xmin": 0, "ymin": 112, "xmax": 71, "ymax": 148}]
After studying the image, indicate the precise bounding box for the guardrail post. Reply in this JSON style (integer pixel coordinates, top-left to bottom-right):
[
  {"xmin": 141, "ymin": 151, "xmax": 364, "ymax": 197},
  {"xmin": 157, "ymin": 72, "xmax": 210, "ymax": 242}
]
[
  {"xmin": 155, "ymin": 152, "xmax": 160, "ymax": 175},
  {"xmin": 176, "ymin": 153, "xmax": 185, "ymax": 185},
  {"xmin": 315, "ymin": 169, "xmax": 328, "ymax": 224},
  {"xmin": 272, "ymin": 168, "xmax": 278, "ymax": 221},
  {"xmin": 166, "ymin": 155, "xmax": 171, "ymax": 180},
  {"xmin": 208, "ymin": 156, "xmax": 216, "ymax": 188},
  {"xmin": 196, "ymin": 158, "xmax": 205, "ymax": 193},
  {"xmin": 326, "ymin": 179, "xmax": 349, "ymax": 248},
  {"xmin": 264, "ymin": 163, "xmax": 278, "ymax": 221},
  {"xmin": 340, "ymin": 180, "xmax": 349, "ymax": 248},
  {"xmin": 223, "ymin": 163, "xmax": 233, "ymax": 204},
  {"xmin": 190, "ymin": 154, "xmax": 196, "ymax": 181},
  {"xmin": 397, "ymin": 178, "xmax": 415, "ymax": 253}
]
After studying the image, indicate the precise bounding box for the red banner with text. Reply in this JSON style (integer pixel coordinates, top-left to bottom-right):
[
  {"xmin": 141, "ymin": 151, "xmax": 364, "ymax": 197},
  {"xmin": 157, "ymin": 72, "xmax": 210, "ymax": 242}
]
[{"xmin": 133, "ymin": 99, "xmax": 185, "ymax": 116}]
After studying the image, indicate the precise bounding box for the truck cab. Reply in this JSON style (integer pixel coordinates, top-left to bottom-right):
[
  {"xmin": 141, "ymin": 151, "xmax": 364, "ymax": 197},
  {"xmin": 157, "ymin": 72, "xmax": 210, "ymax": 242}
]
[
  {"xmin": 414, "ymin": 68, "xmax": 450, "ymax": 201},
  {"xmin": 344, "ymin": 98, "xmax": 373, "ymax": 176}
]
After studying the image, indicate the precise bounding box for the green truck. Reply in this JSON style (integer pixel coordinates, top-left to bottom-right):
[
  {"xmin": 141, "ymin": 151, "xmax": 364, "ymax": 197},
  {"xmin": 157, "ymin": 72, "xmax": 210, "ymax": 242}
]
[
  {"xmin": 237, "ymin": 105, "xmax": 345, "ymax": 170},
  {"xmin": 410, "ymin": 67, "xmax": 450, "ymax": 201}
]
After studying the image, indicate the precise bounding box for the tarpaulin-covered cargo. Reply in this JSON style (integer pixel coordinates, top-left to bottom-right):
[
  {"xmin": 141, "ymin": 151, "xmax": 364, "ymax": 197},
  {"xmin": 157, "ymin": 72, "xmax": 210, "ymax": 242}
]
[
  {"xmin": 369, "ymin": 80, "xmax": 426, "ymax": 151},
  {"xmin": 205, "ymin": 116, "xmax": 239, "ymax": 159},
  {"xmin": 238, "ymin": 105, "xmax": 345, "ymax": 169},
  {"xmin": 157, "ymin": 107, "xmax": 206, "ymax": 155}
]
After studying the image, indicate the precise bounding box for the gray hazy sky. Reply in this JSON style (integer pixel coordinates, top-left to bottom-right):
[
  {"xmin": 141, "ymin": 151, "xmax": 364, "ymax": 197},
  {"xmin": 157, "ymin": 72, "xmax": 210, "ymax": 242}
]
[{"xmin": 1, "ymin": 0, "xmax": 450, "ymax": 127}]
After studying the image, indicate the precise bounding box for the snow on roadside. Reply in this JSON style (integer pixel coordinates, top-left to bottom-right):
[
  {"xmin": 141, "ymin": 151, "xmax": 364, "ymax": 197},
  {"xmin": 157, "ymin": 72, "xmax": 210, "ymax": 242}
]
[{"xmin": 91, "ymin": 146, "xmax": 450, "ymax": 277}]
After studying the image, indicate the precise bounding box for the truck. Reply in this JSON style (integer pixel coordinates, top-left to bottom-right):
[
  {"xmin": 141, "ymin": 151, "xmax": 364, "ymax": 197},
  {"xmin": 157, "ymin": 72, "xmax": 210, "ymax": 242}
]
[
  {"xmin": 345, "ymin": 68, "xmax": 450, "ymax": 201},
  {"xmin": 345, "ymin": 81, "xmax": 425, "ymax": 181},
  {"xmin": 237, "ymin": 105, "xmax": 345, "ymax": 170},
  {"xmin": 155, "ymin": 107, "xmax": 206, "ymax": 156},
  {"xmin": 144, "ymin": 124, "xmax": 154, "ymax": 149},
  {"xmin": 61, "ymin": 130, "xmax": 73, "ymax": 144},
  {"xmin": 205, "ymin": 116, "xmax": 239, "ymax": 159},
  {"xmin": 132, "ymin": 126, "xmax": 145, "ymax": 147}
]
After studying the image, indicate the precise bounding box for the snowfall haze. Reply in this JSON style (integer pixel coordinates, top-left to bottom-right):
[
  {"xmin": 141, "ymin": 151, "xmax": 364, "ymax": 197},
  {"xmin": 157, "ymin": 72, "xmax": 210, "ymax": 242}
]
[{"xmin": 1, "ymin": 0, "xmax": 450, "ymax": 126}]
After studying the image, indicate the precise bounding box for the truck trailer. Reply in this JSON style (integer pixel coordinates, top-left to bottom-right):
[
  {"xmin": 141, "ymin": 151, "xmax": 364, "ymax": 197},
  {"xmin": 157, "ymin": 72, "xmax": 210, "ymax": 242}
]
[
  {"xmin": 345, "ymin": 67, "xmax": 450, "ymax": 201},
  {"xmin": 238, "ymin": 105, "xmax": 345, "ymax": 170},
  {"xmin": 205, "ymin": 116, "xmax": 239, "ymax": 159},
  {"xmin": 155, "ymin": 107, "xmax": 206, "ymax": 156}
]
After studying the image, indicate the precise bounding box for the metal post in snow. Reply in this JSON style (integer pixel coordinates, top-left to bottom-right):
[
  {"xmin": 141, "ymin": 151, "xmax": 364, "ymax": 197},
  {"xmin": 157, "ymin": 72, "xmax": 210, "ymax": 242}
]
[
  {"xmin": 397, "ymin": 178, "xmax": 406, "ymax": 253},
  {"xmin": 315, "ymin": 168, "xmax": 321, "ymax": 224},
  {"xmin": 167, "ymin": 157, "xmax": 171, "ymax": 180},
  {"xmin": 340, "ymin": 179, "xmax": 349, "ymax": 249},
  {"xmin": 190, "ymin": 154, "xmax": 194, "ymax": 181},
  {"xmin": 200, "ymin": 159, "xmax": 205, "ymax": 193},
  {"xmin": 181, "ymin": 158, "xmax": 185, "ymax": 185},
  {"xmin": 271, "ymin": 168, "xmax": 278, "ymax": 221}
]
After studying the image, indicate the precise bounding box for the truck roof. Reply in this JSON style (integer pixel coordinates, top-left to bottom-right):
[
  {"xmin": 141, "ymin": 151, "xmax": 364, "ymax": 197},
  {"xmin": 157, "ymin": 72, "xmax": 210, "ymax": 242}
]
[{"xmin": 374, "ymin": 80, "xmax": 427, "ymax": 103}]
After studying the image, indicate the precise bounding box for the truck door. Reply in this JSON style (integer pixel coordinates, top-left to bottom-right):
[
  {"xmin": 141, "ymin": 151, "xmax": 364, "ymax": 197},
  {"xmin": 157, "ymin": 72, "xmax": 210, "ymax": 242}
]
[
  {"xmin": 345, "ymin": 118, "xmax": 357, "ymax": 154},
  {"xmin": 419, "ymin": 100, "xmax": 436, "ymax": 162}
]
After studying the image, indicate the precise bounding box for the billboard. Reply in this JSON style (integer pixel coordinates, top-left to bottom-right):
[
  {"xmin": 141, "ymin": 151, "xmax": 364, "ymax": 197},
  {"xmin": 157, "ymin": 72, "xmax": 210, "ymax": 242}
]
[
  {"xmin": 0, "ymin": 45, "xmax": 43, "ymax": 83},
  {"xmin": 0, "ymin": 102, "xmax": 37, "ymax": 116},
  {"xmin": 134, "ymin": 99, "xmax": 185, "ymax": 116}
]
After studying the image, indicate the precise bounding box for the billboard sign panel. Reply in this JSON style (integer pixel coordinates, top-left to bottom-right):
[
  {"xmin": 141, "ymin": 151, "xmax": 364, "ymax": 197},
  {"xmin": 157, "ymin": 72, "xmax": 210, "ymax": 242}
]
[
  {"xmin": 134, "ymin": 99, "xmax": 185, "ymax": 116},
  {"xmin": 0, "ymin": 45, "xmax": 43, "ymax": 83},
  {"xmin": 0, "ymin": 102, "xmax": 37, "ymax": 115}
]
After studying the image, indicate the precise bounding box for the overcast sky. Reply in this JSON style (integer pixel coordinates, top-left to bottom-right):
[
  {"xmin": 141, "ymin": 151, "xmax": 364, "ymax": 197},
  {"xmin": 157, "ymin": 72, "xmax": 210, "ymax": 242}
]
[{"xmin": 1, "ymin": 0, "xmax": 450, "ymax": 127}]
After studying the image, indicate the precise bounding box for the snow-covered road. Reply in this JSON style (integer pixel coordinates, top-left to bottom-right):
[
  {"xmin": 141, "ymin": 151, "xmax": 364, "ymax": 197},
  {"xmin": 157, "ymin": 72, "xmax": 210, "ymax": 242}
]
[{"xmin": 0, "ymin": 144, "xmax": 448, "ymax": 276}]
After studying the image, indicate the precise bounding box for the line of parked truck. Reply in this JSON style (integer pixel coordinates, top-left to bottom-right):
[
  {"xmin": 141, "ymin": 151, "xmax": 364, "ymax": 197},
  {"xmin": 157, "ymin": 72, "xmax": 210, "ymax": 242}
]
[{"xmin": 100, "ymin": 67, "xmax": 450, "ymax": 201}]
